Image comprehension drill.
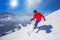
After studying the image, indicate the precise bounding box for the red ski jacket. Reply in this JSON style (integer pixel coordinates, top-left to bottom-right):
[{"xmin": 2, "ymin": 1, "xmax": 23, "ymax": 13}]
[{"xmin": 32, "ymin": 12, "xmax": 45, "ymax": 21}]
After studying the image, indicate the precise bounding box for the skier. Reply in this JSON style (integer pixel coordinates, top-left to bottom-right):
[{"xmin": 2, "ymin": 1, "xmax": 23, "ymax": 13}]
[
  {"xmin": 27, "ymin": 10, "xmax": 46, "ymax": 36},
  {"xmin": 31, "ymin": 10, "xmax": 46, "ymax": 30}
]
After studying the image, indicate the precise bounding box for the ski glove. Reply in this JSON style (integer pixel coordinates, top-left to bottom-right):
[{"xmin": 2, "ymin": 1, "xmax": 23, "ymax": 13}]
[
  {"xmin": 31, "ymin": 19, "xmax": 33, "ymax": 21},
  {"xmin": 44, "ymin": 18, "xmax": 46, "ymax": 21}
]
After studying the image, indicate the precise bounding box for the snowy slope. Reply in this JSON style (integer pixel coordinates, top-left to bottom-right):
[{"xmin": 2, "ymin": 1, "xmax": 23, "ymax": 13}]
[{"xmin": 0, "ymin": 9, "xmax": 60, "ymax": 40}]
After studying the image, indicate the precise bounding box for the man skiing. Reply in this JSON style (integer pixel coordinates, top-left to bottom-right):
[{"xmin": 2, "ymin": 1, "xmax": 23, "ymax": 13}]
[
  {"xmin": 27, "ymin": 10, "xmax": 46, "ymax": 36},
  {"xmin": 31, "ymin": 10, "xmax": 46, "ymax": 30}
]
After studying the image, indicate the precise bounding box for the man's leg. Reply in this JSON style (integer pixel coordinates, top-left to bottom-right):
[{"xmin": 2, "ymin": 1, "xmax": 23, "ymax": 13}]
[
  {"xmin": 34, "ymin": 20, "xmax": 40, "ymax": 30},
  {"xmin": 27, "ymin": 20, "xmax": 40, "ymax": 36}
]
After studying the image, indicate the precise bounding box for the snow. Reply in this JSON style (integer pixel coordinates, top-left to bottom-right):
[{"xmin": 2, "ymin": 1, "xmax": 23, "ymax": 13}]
[{"xmin": 0, "ymin": 9, "xmax": 60, "ymax": 40}]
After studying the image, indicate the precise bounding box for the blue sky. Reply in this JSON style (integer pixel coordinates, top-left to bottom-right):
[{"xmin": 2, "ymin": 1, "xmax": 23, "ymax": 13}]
[{"xmin": 0, "ymin": 0, "xmax": 60, "ymax": 14}]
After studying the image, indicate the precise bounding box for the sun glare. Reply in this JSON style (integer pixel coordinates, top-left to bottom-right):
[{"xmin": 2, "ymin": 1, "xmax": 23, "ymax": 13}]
[{"xmin": 10, "ymin": 0, "xmax": 18, "ymax": 8}]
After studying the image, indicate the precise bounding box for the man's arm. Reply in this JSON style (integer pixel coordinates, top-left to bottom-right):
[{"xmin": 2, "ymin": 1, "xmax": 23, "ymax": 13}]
[
  {"xmin": 43, "ymin": 15, "xmax": 46, "ymax": 21},
  {"xmin": 41, "ymin": 14, "xmax": 46, "ymax": 21},
  {"xmin": 31, "ymin": 13, "xmax": 36, "ymax": 21}
]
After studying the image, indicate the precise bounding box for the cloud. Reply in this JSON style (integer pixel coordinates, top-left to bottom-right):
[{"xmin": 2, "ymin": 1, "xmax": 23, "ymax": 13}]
[
  {"xmin": 0, "ymin": 17, "xmax": 14, "ymax": 21},
  {"xmin": 25, "ymin": 0, "xmax": 42, "ymax": 12},
  {"xmin": 26, "ymin": 0, "xmax": 42, "ymax": 7}
]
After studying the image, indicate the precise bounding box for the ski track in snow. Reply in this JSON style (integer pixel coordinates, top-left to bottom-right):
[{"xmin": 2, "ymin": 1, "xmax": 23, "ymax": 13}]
[{"xmin": 0, "ymin": 9, "xmax": 60, "ymax": 40}]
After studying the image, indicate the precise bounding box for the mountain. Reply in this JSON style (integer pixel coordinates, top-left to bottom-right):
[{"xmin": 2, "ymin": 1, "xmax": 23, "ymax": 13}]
[
  {"xmin": 0, "ymin": 12, "xmax": 32, "ymax": 37},
  {"xmin": 0, "ymin": 12, "xmax": 21, "ymax": 36},
  {"xmin": 0, "ymin": 9, "xmax": 60, "ymax": 40}
]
